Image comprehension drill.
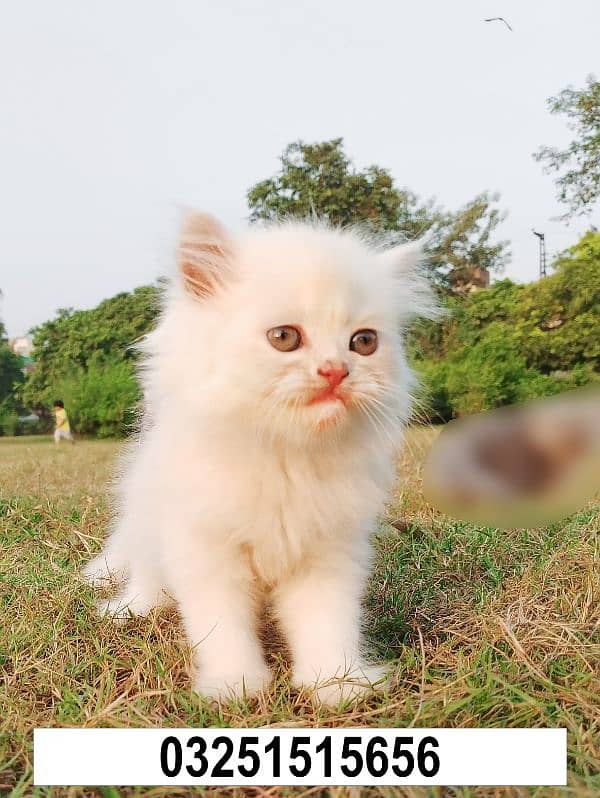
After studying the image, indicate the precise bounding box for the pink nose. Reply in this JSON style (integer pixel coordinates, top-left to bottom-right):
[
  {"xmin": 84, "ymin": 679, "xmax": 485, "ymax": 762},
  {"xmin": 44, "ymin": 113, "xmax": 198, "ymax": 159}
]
[{"xmin": 317, "ymin": 361, "xmax": 349, "ymax": 389}]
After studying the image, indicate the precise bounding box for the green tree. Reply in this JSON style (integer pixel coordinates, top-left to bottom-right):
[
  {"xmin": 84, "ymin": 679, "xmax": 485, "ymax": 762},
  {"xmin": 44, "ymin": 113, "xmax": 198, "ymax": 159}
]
[
  {"xmin": 535, "ymin": 75, "xmax": 600, "ymax": 219},
  {"xmin": 247, "ymin": 138, "xmax": 431, "ymax": 235},
  {"xmin": 413, "ymin": 232, "xmax": 600, "ymax": 419},
  {"xmin": 247, "ymin": 138, "xmax": 510, "ymax": 290},
  {"xmin": 513, "ymin": 231, "xmax": 600, "ymax": 373},
  {"xmin": 50, "ymin": 358, "xmax": 140, "ymax": 438},
  {"xmin": 428, "ymin": 193, "xmax": 510, "ymax": 291},
  {"xmin": 0, "ymin": 323, "xmax": 23, "ymax": 401},
  {"xmin": 21, "ymin": 284, "xmax": 161, "ymax": 434},
  {"xmin": 0, "ymin": 318, "xmax": 25, "ymax": 434}
]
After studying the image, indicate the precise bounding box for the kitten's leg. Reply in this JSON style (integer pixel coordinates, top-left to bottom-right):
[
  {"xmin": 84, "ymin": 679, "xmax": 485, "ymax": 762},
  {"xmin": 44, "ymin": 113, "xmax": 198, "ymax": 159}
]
[
  {"xmin": 96, "ymin": 563, "xmax": 170, "ymax": 621},
  {"xmin": 170, "ymin": 549, "xmax": 270, "ymax": 700},
  {"xmin": 81, "ymin": 532, "xmax": 129, "ymax": 586},
  {"xmin": 84, "ymin": 514, "xmax": 168, "ymax": 621},
  {"xmin": 273, "ymin": 555, "xmax": 386, "ymax": 705}
]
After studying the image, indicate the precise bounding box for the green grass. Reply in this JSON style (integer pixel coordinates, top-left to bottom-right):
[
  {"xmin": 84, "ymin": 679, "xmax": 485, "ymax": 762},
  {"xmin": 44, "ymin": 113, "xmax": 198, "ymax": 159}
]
[{"xmin": 0, "ymin": 434, "xmax": 598, "ymax": 798}]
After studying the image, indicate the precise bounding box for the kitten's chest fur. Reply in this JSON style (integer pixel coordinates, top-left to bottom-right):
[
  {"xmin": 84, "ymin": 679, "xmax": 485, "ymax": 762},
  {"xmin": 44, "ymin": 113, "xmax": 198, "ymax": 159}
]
[{"xmin": 200, "ymin": 440, "xmax": 391, "ymax": 585}]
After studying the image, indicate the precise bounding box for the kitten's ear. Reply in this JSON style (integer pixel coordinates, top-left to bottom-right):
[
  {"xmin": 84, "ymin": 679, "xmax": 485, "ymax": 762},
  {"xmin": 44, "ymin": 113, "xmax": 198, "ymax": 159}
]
[
  {"xmin": 380, "ymin": 239, "xmax": 440, "ymax": 321},
  {"xmin": 381, "ymin": 239, "xmax": 424, "ymax": 279},
  {"xmin": 177, "ymin": 211, "xmax": 233, "ymax": 299}
]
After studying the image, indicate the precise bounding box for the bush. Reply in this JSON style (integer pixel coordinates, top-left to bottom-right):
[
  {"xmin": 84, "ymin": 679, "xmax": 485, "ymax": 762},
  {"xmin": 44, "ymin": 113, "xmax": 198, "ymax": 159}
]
[
  {"xmin": 51, "ymin": 359, "xmax": 141, "ymax": 438},
  {"xmin": 416, "ymin": 357, "xmax": 599, "ymax": 421},
  {"xmin": 416, "ymin": 360, "xmax": 453, "ymax": 423},
  {"xmin": 0, "ymin": 405, "xmax": 20, "ymax": 436},
  {"xmin": 445, "ymin": 323, "xmax": 529, "ymax": 415},
  {"xmin": 411, "ymin": 234, "xmax": 600, "ymax": 420},
  {"xmin": 21, "ymin": 284, "xmax": 161, "ymax": 416}
]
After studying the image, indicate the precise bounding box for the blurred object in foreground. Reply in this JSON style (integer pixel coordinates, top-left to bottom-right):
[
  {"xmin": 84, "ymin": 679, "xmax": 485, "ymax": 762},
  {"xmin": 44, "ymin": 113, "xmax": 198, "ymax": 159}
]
[{"xmin": 423, "ymin": 387, "xmax": 600, "ymax": 528}]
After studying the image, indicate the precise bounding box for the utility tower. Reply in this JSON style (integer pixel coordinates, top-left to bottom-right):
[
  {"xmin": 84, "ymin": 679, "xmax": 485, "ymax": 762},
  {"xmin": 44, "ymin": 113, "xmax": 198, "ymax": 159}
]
[{"xmin": 532, "ymin": 230, "xmax": 547, "ymax": 278}]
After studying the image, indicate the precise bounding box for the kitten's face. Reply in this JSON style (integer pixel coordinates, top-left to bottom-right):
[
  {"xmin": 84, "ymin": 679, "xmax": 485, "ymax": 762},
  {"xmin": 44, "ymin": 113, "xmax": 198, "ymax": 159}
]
[{"xmin": 171, "ymin": 215, "xmax": 431, "ymax": 446}]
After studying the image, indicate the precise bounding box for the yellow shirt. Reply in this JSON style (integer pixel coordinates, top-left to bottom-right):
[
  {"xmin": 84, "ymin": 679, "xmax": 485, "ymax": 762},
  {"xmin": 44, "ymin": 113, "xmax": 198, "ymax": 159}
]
[{"xmin": 54, "ymin": 407, "xmax": 70, "ymax": 433}]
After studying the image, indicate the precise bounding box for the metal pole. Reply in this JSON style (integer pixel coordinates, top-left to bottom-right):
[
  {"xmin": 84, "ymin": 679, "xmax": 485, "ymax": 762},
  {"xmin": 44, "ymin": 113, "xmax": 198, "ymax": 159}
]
[{"xmin": 532, "ymin": 230, "xmax": 547, "ymax": 278}]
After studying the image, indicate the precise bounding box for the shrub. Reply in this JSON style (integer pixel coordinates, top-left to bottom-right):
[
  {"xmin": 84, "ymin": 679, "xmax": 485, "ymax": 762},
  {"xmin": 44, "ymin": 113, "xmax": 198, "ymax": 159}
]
[
  {"xmin": 0, "ymin": 405, "xmax": 20, "ymax": 437},
  {"xmin": 415, "ymin": 360, "xmax": 453, "ymax": 423},
  {"xmin": 21, "ymin": 284, "xmax": 161, "ymax": 415},
  {"xmin": 411, "ymin": 232, "xmax": 600, "ymax": 420},
  {"xmin": 51, "ymin": 359, "xmax": 141, "ymax": 438}
]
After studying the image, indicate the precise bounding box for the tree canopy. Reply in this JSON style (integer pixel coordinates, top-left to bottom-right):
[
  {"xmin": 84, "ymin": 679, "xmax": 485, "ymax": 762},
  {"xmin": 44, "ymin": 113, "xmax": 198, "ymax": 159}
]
[
  {"xmin": 20, "ymin": 284, "xmax": 161, "ymax": 436},
  {"xmin": 0, "ymin": 315, "xmax": 25, "ymax": 434},
  {"xmin": 411, "ymin": 232, "xmax": 600, "ymax": 419},
  {"xmin": 0, "ymin": 319, "xmax": 24, "ymax": 408},
  {"xmin": 535, "ymin": 75, "xmax": 600, "ymax": 219},
  {"xmin": 247, "ymin": 138, "xmax": 510, "ymax": 291}
]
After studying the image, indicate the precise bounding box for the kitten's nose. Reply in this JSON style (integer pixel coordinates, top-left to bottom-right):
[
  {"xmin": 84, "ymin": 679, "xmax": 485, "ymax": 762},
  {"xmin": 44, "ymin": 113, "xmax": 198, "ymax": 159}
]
[{"xmin": 317, "ymin": 361, "xmax": 350, "ymax": 389}]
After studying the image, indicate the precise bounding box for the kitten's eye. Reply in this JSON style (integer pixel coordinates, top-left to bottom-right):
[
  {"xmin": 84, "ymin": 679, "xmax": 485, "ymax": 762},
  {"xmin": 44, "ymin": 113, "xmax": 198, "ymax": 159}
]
[
  {"xmin": 267, "ymin": 325, "xmax": 302, "ymax": 352},
  {"xmin": 349, "ymin": 329, "xmax": 378, "ymax": 356}
]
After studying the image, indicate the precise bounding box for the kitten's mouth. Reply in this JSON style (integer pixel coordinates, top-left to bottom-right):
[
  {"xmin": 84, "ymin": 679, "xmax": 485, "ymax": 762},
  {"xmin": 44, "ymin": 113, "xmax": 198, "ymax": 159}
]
[{"xmin": 308, "ymin": 387, "xmax": 347, "ymax": 406}]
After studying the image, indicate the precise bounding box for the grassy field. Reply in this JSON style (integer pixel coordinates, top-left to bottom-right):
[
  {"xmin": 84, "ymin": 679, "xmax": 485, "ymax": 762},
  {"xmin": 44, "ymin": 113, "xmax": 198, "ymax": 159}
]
[{"xmin": 0, "ymin": 433, "xmax": 598, "ymax": 798}]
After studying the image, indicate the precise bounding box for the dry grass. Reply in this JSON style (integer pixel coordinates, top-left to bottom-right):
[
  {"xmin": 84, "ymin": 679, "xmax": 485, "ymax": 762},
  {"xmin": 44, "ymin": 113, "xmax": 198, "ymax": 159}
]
[{"xmin": 0, "ymin": 432, "xmax": 598, "ymax": 798}]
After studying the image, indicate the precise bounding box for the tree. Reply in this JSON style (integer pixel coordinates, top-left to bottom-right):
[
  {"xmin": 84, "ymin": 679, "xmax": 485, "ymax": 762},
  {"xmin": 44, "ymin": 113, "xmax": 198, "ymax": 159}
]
[
  {"xmin": 49, "ymin": 359, "xmax": 141, "ymax": 438},
  {"xmin": 247, "ymin": 138, "xmax": 431, "ymax": 235},
  {"xmin": 513, "ymin": 231, "xmax": 600, "ymax": 373},
  {"xmin": 0, "ymin": 320, "xmax": 24, "ymax": 406},
  {"xmin": 535, "ymin": 75, "xmax": 600, "ymax": 219},
  {"xmin": 247, "ymin": 139, "xmax": 509, "ymax": 291},
  {"xmin": 412, "ymin": 232, "xmax": 600, "ymax": 419},
  {"xmin": 428, "ymin": 193, "xmax": 510, "ymax": 291},
  {"xmin": 21, "ymin": 284, "xmax": 161, "ymax": 434},
  {"xmin": 0, "ymin": 316, "xmax": 25, "ymax": 434}
]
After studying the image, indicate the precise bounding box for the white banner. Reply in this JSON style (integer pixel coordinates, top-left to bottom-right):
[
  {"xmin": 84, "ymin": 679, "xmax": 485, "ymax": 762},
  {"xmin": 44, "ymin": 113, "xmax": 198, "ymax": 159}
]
[{"xmin": 34, "ymin": 727, "xmax": 566, "ymax": 786}]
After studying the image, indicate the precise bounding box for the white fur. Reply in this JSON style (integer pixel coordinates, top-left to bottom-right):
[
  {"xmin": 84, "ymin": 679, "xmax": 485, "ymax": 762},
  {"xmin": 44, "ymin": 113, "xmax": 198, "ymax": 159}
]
[{"xmin": 83, "ymin": 216, "xmax": 435, "ymax": 704}]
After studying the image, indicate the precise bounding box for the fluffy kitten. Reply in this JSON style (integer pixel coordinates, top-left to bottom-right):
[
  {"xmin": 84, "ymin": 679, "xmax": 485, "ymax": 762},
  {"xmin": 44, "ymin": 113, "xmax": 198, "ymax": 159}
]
[{"xmin": 83, "ymin": 212, "xmax": 434, "ymax": 704}]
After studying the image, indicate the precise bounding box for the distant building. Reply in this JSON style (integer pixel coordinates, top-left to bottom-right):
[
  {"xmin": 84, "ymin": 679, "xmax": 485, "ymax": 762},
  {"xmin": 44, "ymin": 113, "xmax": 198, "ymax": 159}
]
[
  {"xmin": 10, "ymin": 335, "xmax": 33, "ymax": 357},
  {"xmin": 453, "ymin": 266, "xmax": 491, "ymax": 294},
  {"xmin": 9, "ymin": 336, "xmax": 35, "ymax": 374}
]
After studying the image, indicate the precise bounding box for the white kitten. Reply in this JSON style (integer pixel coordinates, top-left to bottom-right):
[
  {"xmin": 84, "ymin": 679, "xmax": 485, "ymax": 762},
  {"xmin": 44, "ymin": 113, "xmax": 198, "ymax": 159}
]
[{"xmin": 83, "ymin": 213, "xmax": 435, "ymax": 704}]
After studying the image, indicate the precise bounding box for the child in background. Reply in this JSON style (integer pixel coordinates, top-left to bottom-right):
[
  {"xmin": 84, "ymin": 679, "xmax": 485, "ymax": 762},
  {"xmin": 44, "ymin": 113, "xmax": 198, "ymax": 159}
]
[{"xmin": 53, "ymin": 400, "xmax": 73, "ymax": 444}]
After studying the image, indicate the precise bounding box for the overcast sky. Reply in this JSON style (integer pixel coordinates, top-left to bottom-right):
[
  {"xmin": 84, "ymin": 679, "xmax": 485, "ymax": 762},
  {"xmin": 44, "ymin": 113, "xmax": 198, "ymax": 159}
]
[{"xmin": 1, "ymin": 0, "xmax": 598, "ymax": 337}]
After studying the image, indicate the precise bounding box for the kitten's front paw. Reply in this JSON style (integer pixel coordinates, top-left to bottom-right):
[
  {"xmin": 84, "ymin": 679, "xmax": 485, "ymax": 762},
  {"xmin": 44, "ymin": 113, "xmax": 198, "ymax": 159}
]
[
  {"xmin": 95, "ymin": 589, "xmax": 156, "ymax": 624},
  {"xmin": 95, "ymin": 598, "xmax": 136, "ymax": 625},
  {"xmin": 296, "ymin": 663, "xmax": 388, "ymax": 707},
  {"xmin": 192, "ymin": 663, "xmax": 271, "ymax": 701},
  {"xmin": 82, "ymin": 554, "xmax": 124, "ymax": 587}
]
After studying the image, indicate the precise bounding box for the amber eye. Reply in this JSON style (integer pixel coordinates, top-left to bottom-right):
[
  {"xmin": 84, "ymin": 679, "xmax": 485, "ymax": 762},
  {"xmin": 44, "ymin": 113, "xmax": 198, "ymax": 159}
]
[
  {"xmin": 266, "ymin": 325, "xmax": 302, "ymax": 352},
  {"xmin": 349, "ymin": 329, "xmax": 378, "ymax": 356}
]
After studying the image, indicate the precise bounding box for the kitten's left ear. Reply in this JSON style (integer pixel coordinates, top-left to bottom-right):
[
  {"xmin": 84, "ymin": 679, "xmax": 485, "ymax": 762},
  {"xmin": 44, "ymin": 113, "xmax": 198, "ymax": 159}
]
[
  {"xmin": 177, "ymin": 211, "xmax": 234, "ymax": 299},
  {"xmin": 381, "ymin": 239, "xmax": 423, "ymax": 279},
  {"xmin": 380, "ymin": 239, "xmax": 440, "ymax": 321}
]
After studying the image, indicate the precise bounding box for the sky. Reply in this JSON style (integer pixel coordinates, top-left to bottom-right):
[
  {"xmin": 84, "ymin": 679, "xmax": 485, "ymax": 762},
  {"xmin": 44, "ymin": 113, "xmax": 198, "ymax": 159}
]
[{"xmin": 1, "ymin": 0, "xmax": 598, "ymax": 337}]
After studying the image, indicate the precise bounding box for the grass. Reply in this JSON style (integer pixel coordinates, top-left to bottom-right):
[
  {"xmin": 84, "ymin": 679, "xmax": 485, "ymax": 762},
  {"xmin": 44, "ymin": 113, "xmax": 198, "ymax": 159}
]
[{"xmin": 0, "ymin": 432, "xmax": 598, "ymax": 798}]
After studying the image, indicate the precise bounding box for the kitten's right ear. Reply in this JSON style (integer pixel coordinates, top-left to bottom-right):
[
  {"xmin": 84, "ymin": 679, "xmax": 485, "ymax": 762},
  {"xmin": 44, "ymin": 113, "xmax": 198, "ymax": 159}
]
[
  {"xmin": 379, "ymin": 239, "xmax": 440, "ymax": 322},
  {"xmin": 177, "ymin": 211, "xmax": 233, "ymax": 299}
]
